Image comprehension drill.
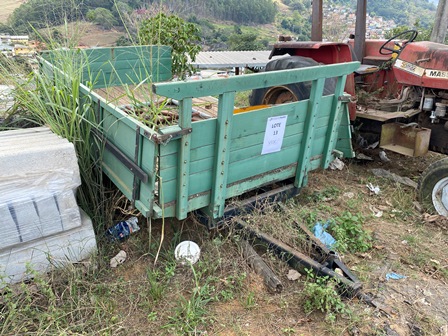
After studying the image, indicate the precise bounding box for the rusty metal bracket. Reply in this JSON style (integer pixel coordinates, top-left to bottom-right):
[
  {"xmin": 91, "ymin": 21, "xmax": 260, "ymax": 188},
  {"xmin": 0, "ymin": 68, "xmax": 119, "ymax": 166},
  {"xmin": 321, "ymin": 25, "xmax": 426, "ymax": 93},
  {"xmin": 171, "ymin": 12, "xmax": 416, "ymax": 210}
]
[
  {"xmin": 92, "ymin": 130, "xmax": 149, "ymax": 183},
  {"xmin": 145, "ymin": 127, "xmax": 192, "ymax": 145},
  {"xmin": 338, "ymin": 95, "xmax": 352, "ymax": 102},
  {"xmin": 131, "ymin": 126, "xmax": 142, "ymax": 206},
  {"xmin": 233, "ymin": 218, "xmax": 362, "ymax": 298}
]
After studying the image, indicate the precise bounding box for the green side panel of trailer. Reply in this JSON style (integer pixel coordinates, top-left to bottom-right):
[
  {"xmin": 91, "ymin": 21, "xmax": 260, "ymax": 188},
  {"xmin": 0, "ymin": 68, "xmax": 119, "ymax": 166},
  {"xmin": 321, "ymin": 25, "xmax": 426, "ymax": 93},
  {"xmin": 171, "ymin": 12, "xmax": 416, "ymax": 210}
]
[
  {"xmin": 41, "ymin": 45, "xmax": 172, "ymax": 89},
  {"xmin": 43, "ymin": 44, "xmax": 359, "ymax": 221},
  {"xmin": 154, "ymin": 61, "xmax": 360, "ymax": 219}
]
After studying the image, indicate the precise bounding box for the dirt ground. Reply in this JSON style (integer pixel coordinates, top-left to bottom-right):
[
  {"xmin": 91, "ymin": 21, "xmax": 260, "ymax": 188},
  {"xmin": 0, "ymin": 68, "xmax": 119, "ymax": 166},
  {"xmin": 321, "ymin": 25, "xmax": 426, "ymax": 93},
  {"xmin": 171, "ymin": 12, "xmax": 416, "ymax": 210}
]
[
  {"xmin": 291, "ymin": 151, "xmax": 448, "ymax": 336},
  {"xmin": 104, "ymin": 149, "xmax": 448, "ymax": 336},
  {"xmin": 0, "ymin": 0, "xmax": 22, "ymax": 23}
]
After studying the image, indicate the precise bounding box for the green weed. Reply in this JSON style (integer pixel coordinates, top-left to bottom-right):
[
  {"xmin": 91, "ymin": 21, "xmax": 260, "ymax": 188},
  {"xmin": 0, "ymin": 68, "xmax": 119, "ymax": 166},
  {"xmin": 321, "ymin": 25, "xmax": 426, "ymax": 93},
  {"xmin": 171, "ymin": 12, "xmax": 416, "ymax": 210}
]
[
  {"xmin": 330, "ymin": 211, "xmax": 372, "ymax": 253},
  {"xmin": 302, "ymin": 269, "xmax": 351, "ymax": 323},
  {"xmin": 306, "ymin": 186, "xmax": 341, "ymax": 203},
  {"xmin": 0, "ymin": 263, "xmax": 120, "ymax": 335},
  {"xmin": 282, "ymin": 327, "xmax": 297, "ymax": 334},
  {"xmin": 146, "ymin": 269, "xmax": 165, "ymax": 302},
  {"xmin": 0, "ymin": 25, "xmax": 110, "ymax": 227},
  {"xmin": 164, "ymin": 264, "xmax": 213, "ymax": 334},
  {"xmin": 242, "ymin": 290, "xmax": 256, "ymax": 309}
]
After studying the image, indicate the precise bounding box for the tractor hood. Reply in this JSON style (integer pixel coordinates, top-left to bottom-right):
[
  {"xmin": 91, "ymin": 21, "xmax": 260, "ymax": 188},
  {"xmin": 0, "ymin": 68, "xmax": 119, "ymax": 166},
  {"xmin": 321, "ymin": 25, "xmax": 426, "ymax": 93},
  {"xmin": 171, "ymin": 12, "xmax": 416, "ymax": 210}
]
[{"xmin": 394, "ymin": 41, "xmax": 448, "ymax": 88}]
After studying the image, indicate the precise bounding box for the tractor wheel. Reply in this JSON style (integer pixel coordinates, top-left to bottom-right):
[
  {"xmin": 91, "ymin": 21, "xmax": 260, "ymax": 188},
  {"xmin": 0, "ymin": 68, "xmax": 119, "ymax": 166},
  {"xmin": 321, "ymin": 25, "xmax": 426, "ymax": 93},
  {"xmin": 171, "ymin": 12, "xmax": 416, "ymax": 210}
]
[
  {"xmin": 249, "ymin": 56, "xmax": 336, "ymax": 106},
  {"xmin": 418, "ymin": 158, "xmax": 448, "ymax": 216}
]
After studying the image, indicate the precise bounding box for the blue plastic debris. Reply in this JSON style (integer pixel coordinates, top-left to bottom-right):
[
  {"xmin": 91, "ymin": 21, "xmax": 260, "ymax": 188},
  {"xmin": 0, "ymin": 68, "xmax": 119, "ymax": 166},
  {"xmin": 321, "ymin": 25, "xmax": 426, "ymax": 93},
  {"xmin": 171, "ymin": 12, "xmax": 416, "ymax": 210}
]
[
  {"xmin": 312, "ymin": 221, "xmax": 336, "ymax": 249},
  {"xmin": 386, "ymin": 272, "xmax": 407, "ymax": 281}
]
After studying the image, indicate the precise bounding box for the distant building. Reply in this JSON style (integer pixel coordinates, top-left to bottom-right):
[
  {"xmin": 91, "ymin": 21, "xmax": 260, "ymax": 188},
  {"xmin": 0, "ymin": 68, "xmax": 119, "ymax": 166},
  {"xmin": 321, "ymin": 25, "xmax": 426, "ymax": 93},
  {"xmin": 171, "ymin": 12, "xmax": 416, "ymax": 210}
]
[
  {"xmin": 0, "ymin": 34, "xmax": 36, "ymax": 58},
  {"xmin": 13, "ymin": 44, "xmax": 35, "ymax": 57},
  {"xmin": 0, "ymin": 35, "xmax": 29, "ymax": 45}
]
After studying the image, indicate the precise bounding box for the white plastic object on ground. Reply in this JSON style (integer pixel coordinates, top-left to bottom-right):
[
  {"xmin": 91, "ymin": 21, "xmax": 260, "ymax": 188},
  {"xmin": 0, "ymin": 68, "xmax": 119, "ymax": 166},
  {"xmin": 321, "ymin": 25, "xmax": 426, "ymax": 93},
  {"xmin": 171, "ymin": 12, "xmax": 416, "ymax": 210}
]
[
  {"xmin": 175, "ymin": 241, "xmax": 201, "ymax": 265},
  {"xmin": 366, "ymin": 183, "xmax": 381, "ymax": 195},
  {"xmin": 329, "ymin": 157, "xmax": 345, "ymax": 170},
  {"xmin": 379, "ymin": 150, "xmax": 391, "ymax": 162},
  {"xmin": 110, "ymin": 250, "xmax": 127, "ymax": 268}
]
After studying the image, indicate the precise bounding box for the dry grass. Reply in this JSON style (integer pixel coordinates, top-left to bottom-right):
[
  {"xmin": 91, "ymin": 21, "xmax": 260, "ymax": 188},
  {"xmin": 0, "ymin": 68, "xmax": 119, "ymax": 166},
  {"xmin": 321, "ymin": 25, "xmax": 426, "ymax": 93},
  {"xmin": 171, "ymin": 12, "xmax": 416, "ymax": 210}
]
[
  {"xmin": 0, "ymin": 0, "xmax": 22, "ymax": 23},
  {"xmin": 2, "ymin": 150, "xmax": 448, "ymax": 335}
]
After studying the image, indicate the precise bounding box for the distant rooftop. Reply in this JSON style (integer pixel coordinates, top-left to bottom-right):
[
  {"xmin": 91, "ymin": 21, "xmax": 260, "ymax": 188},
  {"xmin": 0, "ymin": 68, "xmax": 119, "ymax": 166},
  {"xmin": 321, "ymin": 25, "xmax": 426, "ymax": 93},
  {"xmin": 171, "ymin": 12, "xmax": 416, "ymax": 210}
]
[{"xmin": 191, "ymin": 50, "xmax": 283, "ymax": 69}]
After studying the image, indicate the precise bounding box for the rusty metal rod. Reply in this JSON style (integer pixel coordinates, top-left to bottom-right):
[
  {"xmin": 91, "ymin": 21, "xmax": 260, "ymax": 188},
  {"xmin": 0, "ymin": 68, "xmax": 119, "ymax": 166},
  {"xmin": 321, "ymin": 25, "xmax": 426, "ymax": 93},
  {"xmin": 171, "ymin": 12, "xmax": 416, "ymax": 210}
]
[{"xmin": 233, "ymin": 218, "xmax": 362, "ymax": 298}]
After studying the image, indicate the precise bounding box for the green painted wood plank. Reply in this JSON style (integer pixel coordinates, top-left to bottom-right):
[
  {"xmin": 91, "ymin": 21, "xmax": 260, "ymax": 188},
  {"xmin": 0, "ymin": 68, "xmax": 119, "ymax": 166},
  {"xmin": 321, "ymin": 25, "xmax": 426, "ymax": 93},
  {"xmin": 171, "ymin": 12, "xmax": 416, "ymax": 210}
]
[
  {"xmin": 321, "ymin": 75, "xmax": 348, "ymax": 168},
  {"xmin": 208, "ymin": 92, "xmax": 235, "ymax": 218},
  {"xmin": 176, "ymin": 98, "xmax": 193, "ymax": 219},
  {"xmin": 161, "ymin": 136, "xmax": 329, "ymax": 204},
  {"xmin": 89, "ymin": 69, "xmax": 172, "ymax": 89},
  {"xmin": 153, "ymin": 62, "xmax": 360, "ymax": 100},
  {"xmin": 229, "ymin": 155, "xmax": 327, "ymax": 202},
  {"xmin": 84, "ymin": 58, "xmax": 171, "ymax": 72},
  {"xmin": 294, "ymin": 78, "xmax": 325, "ymax": 188},
  {"xmin": 159, "ymin": 96, "xmax": 334, "ymax": 172},
  {"xmin": 160, "ymin": 156, "xmax": 214, "ymax": 183},
  {"xmin": 135, "ymin": 200, "xmax": 151, "ymax": 217},
  {"xmin": 159, "ymin": 118, "xmax": 217, "ymax": 156},
  {"xmin": 158, "ymin": 116, "xmax": 336, "ymax": 183},
  {"xmin": 153, "ymin": 192, "xmax": 211, "ymax": 219},
  {"xmin": 159, "ymin": 108, "xmax": 336, "ymax": 184},
  {"xmin": 156, "ymin": 155, "xmax": 329, "ymax": 218},
  {"xmin": 159, "ymin": 144, "xmax": 215, "ymax": 171},
  {"xmin": 335, "ymin": 104, "xmax": 355, "ymax": 158},
  {"xmin": 76, "ymin": 45, "xmax": 171, "ymax": 62},
  {"xmin": 162, "ymin": 169, "xmax": 213, "ymax": 203},
  {"xmin": 43, "ymin": 46, "xmax": 172, "ymax": 88}
]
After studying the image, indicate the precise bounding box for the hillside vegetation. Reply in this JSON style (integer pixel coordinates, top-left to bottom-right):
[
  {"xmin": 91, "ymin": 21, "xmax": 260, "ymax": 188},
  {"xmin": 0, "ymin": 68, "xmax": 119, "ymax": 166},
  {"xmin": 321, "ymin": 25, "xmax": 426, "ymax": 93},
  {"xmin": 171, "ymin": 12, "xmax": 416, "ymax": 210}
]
[
  {"xmin": 0, "ymin": 0, "xmax": 439, "ymax": 51},
  {"xmin": 3, "ymin": 0, "xmax": 438, "ymax": 34}
]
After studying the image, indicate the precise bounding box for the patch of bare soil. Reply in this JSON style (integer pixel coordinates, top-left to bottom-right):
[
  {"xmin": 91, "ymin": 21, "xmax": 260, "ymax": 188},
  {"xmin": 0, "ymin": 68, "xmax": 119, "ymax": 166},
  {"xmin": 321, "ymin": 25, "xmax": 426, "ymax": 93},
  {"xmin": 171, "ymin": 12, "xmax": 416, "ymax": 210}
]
[
  {"xmin": 77, "ymin": 23, "xmax": 125, "ymax": 47},
  {"xmin": 0, "ymin": 0, "xmax": 22, "ymax": 23},
  {"xmin": 107, "ymin": 150, "xmax": 447, "ymax": 336},
  {"xmin": 43, "ymin": 21, "xmax": 125, "ymax": 47},
  {"xmin": 296, "ymin": 151, "xmax": 448, "ymax": 335}
]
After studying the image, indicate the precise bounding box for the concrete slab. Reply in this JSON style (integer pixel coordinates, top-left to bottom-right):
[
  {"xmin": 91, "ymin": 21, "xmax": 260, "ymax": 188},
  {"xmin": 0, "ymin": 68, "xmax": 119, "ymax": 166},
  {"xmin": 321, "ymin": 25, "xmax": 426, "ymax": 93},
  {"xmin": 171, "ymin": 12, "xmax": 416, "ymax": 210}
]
[
  {"xmin": 0, "ymin": 208, "xmax": 97, "ymax": 285},
  {"xmin": 56, "ymin": 191, "xmax": 81, "ymax": 231},
  {"xmin": 9, "ymin": 197, "xmax": 42, "ymax": 243},
  {"xmin": 0, "ymin": 204, "xmax": 21, "ymax": 248},
  {"xmin": 34, "ymin": 195, "xmax": 64, "ymax": 236}
]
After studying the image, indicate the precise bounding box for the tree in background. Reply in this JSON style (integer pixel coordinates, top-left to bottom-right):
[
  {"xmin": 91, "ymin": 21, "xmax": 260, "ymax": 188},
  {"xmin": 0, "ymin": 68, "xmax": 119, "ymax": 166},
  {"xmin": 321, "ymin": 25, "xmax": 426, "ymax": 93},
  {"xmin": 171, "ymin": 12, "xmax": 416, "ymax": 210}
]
[
  {"xmin": 228, "ymin": 32, "xmax": 269, "ymax": 51},
  {"xmin": 8, "ymin": 0, "xmax": 82, "ymax": 33},
  {"xmin": 138, "ymin": 13, "xmax": 201, "ymax": 79},
  {"xmin": 86, "ymin": 8, "xmax": 118, "ymax": 29},
  {"xmin": 385, "ymin": 22, "xmax": 432, "ymax": 41}
]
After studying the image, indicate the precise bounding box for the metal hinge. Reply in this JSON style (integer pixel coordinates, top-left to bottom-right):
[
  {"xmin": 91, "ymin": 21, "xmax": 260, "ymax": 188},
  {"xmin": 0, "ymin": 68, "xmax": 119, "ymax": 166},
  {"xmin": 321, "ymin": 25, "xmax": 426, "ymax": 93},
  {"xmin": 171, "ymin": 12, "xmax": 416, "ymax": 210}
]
[
  {"xmin": 147, "ymin": 127, "xmax": 192, "ymax": 145},
  {"xmin": 338, "ymin": 95, "xmax": 353, "ymax": 102}
]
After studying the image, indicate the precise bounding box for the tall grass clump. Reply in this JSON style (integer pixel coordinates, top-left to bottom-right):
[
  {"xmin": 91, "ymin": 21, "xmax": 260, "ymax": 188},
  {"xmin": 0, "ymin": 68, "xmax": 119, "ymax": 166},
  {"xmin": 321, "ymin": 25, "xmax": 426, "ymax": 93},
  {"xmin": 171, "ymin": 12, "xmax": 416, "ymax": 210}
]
[{"xmin": 0, "ymin": 28, "xmax": 109, "ymax": 228}]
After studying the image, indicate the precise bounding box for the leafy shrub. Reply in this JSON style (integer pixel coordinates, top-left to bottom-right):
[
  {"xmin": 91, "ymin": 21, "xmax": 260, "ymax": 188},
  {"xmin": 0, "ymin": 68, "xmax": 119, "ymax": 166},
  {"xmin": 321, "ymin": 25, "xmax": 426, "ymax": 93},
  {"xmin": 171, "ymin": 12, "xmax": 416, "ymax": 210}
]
[
  {"xmin": 302, "ymin": 269, "xmax": 351, "ymax": 322},
  {"xmin": 330, "ymin": 211, "xmax": 372, "ymax": 253},
  {"xmin": 138, "ymin": 13, "xmax": 201, "ymax": 79}
]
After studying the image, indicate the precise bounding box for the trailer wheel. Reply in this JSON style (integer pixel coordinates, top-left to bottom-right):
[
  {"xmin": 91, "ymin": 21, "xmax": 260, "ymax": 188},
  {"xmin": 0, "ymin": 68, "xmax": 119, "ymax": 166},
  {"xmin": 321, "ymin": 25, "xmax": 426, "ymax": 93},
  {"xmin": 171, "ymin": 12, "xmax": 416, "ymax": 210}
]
[
  {"xmin": 249, "ymin": 56, "xmax": 336, "ymax": 106},
  {"xmin": 418, "ymin": 158, "xmax": 448, "ymax": 216}
]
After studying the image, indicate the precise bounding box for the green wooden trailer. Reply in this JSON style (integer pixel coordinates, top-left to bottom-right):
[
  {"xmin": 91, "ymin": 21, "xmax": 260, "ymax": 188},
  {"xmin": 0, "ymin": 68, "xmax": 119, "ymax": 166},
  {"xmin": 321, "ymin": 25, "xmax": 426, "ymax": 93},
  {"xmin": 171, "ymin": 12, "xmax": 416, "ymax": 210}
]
[{"xmin": 41, "ymin": 46, "xmax": 359, "ymax": 225}]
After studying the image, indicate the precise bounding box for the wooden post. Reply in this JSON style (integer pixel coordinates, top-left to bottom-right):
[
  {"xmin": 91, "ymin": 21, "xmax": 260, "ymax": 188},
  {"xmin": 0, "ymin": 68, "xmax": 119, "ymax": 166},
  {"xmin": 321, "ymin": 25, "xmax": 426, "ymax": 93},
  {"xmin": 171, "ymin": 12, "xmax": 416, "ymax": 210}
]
[
  {"xmin": 311, "ymin": 0, "xmax": 323, "ymax": 41},
  {"xmin": 208, "ymin": 91, "xmax": 235, "ymax": 218},
  {"xmin": 176, "ymin": 98, "xmax": 193, "ymax": 219},
  {"xmin": 430, "ymin": 0, "xmax": 448, "ymax": 43},
  {"xmin": 240, "ymin": 240, "xmax": 283, "ymax": 293},
  {"xmin": 294, "ymin": 78, "xmax": 325, "ymax": 188},
  {"xmin": 354, "ymin": 0, "xmax": 366, "ymax": 62}
]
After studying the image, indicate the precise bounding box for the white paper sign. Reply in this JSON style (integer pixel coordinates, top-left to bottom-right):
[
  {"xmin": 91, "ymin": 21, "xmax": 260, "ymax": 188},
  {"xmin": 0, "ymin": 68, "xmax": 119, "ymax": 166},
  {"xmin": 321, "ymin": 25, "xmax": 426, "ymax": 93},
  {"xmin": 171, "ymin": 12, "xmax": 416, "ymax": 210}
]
[{"xmin": 261, "ymin": 115, "xmax": 288, "ymax": 155}]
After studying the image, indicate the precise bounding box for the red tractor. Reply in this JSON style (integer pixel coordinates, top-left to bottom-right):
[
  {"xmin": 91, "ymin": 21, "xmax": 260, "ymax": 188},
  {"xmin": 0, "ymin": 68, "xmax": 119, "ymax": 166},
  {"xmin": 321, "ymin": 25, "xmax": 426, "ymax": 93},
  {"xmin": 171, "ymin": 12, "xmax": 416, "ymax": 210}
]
[{"xmin": 249, "ymin": 30, "xmax": 448, "ymax": 216}]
